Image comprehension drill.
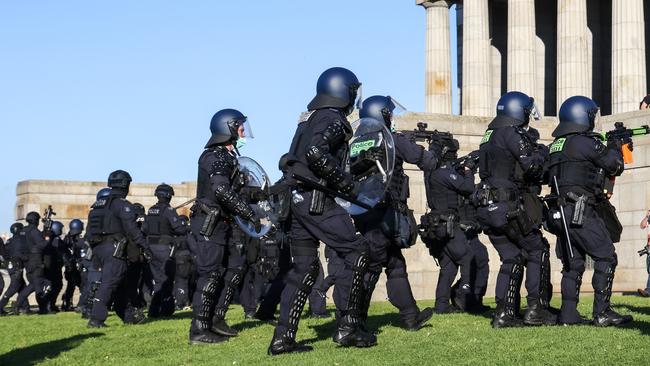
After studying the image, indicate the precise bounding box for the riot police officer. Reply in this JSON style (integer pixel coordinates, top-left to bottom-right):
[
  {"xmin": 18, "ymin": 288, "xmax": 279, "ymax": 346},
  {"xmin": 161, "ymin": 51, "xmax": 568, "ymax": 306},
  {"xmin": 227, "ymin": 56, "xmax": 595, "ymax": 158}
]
[
  {"xmin": 173, "ymin": 215, "xmax": 193, "ymax": 310},
  {"xmin": 188, "ymin": 108, "xmax": 261, "ymax": 344},
  {"xmin": 421, "ymin": 134, "xmax": 475, "ymax": 313},
  {"xmin": 546, "ymin": 96, "xmax": 632, "ymax": 326},
  {"xmin": 353, "ymin": 95, "xmax": 437, "ymax": 329},
  {"xmin": 45, "ymin": 220, "xmax": 65, "ymax": 312},
  {"xmin": 61, "ymin": 219, "xmax": 85, "ymax": 311},
  {"xmin": 0, "ymin": 223, "xmax": 29, "ymax": 314},
  {"xmin": 143, "ymin": 183, "xmax": 188, "ymax": 318},
  {"xmin": 15, "ymin": 211, "xmax": 52, "ymax": 314},
  {"xmin": 475, "ymin": 91, "xmax": 556, "ymax": 327},
  {"xmin": 86, "ymin": 170, "xmax": 154, "ymax": 328},
  {"xmin": 269, "ymin": 67, "xmax": 376, "ymax": 355},
  {"xmin": 78, "ymin": 188, "xmax": 110, "ymax": 318}
]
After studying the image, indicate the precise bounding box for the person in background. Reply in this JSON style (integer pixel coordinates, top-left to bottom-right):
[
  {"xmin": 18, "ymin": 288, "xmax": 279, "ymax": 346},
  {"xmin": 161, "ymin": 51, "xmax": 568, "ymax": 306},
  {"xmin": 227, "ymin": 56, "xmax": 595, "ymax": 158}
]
[{"xmin": 638, "ymin": 210, "xmax": 650, "ymax": 297}]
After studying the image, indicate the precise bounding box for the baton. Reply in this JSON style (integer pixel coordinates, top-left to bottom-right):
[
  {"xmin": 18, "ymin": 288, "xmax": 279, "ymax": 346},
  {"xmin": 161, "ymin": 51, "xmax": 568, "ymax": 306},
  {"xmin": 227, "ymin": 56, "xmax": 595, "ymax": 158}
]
[
  {"xmin": 174, "ymin": 198, "xmax": 196, "ymax": 210},
  {"xmin": 292, "ymin": 173, "xmax": 373, "ymax": 210},
  {"xmin": 553, "ymin": 176, "xmax": 574, "ymax": 259}
]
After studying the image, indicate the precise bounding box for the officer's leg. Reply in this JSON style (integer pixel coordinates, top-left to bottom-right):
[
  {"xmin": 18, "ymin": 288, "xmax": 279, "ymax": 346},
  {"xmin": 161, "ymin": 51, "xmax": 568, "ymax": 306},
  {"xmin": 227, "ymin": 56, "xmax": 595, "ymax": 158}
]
[
  {"xmin": 49, "ymin": 267, "xmax": 63, "ymax": 311},
  {"xmin": 489, "ymin": 234, "xmax": 524, "ymax": 328},
  {"xmin": 89, "ymin": 243, "xmax": 127, "ymax": 326},
  {"xmin": 576, "ymin": 213, "xmax": 632, "ymax": 326},
  {"xmin": 256, "ymin": 244, "xmax": 291, "ymax": 320},
  {"xmin": 188, "ymin": 238, "xmax": 227, "ymax": 344},
  {"xmin": 358, "ymin": 228, "xmax": 387, "ymax": 324},
  {"xmin": 444, "ymin": 230, "xmax": 474, "ymax": 311},
  {"xmin": 434, "ymin": 247, "xmax": 458, "ymax": 313},
  {"xmin": 558, "ymin": 241, "xmax": 585, "ymax": 325},
  {"xmin": 212, "ymin": 244, "xmax": 246, "ymax": 337},
  {"xmin": 308, "ymin": 257, "xmax": 329, "ymax": 317},
  {"xmin": 385, "ymin": 246, "xmax": 432, "ymax": 329},
  {"xmin": 174, "ymin": 252, "xmax": 191, "ymax": 310},
  {"xmin": 148, "ymin": 245, "xmax": 167, "ymax": 317},
  {"xmin": 468, "ymin": 235, "xmax": 490, "ymax": 309},
  {"xmin": 0, "ymin": 268, "xmax": 24, "ymax": 311},
  {"xmin": 238, "ymin": 266, "xmax": 256, "ymax": 316},
  {"xmin": 521, "ymin": 230, "xmax": 556, "ymax": 325},
  {"xmin": 270, "ymin": 246, "xmax": 320, "ymax": 355}
]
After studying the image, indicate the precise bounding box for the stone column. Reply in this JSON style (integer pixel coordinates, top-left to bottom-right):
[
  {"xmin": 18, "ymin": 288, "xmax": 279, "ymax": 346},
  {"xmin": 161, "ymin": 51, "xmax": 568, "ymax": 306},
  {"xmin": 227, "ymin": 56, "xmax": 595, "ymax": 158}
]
[
  {"xmin": 556, "ymin": 0, "xmax": 590, "ymax": 107},
  {"xmin": 507, "ymin": 0, "xmax": 536, "ymax": 98},
  {"xmin": 612, "ymin": 0, "xmax": 647, "ymax": 113},
  {"xmin": 461, "ymin": 0, "xmax": 491, "ymax": 116},
  {"xmin": 418, "ymin": 1, "xmax": 452, "ymax": 114}
]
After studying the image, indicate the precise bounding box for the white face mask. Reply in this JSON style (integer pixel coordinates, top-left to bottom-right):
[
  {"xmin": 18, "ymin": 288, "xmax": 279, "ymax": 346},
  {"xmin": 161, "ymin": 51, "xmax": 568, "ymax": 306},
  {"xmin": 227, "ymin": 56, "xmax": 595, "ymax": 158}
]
[{"xmin": 236, "ymin": 138, "xmax": 247, "ymax": 149}]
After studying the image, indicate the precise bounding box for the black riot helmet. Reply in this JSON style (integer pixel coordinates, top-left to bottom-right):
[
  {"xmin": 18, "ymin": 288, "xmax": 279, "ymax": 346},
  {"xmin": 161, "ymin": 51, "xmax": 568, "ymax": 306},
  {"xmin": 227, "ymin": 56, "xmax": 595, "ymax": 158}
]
[
  {"xmin": 205, "ymin": 109, "xmax": 248, "ymax": 148},
  {"xmin": 307, "ymin": 67, "xmax": 361, "ymax": 116},
  {"xmin": 68, "ymin": 219, "xmax": 84, "ymax": 235},
  {"xmin": 26, "ymin": 211, "xmax": 40, "ymax": 225},
  {"xmin": 490, "ymin": 91, "xmax": 541, "ymax": 128},
  {"xmin": 155, "ymin": 183, "xmax": 175, "ymax": 200},
  {"xmin": 552, "ymin": 96, "xmax": 600, "ymax": 137},
  {"xmin": 278, "ymin": 153, "xmax": 290, "ymax": 173},
  {"xmin": 428, "ymin": 131, "xmax": 459, "ymax": 162},
  {"xmin": 108, "ymin": 170, "xmax": 132, "ymax": 189},
  {"xmin": 96, "ymin": 187, "xmax": 111, "ymax": 200},
  {"xmin": 132, "ymin": 202, "xmax": 145, "ymax": 217},
  {"xmin": 51, "ymin": 221, "xmax": 64, "ymax": 236},
  {"xmin": 10, "ymin": 222, "xmax": 24, "ymax": 235},
  {"xmin": 359, "ymin": 95, "xmax": 406, "ymax": 131}
]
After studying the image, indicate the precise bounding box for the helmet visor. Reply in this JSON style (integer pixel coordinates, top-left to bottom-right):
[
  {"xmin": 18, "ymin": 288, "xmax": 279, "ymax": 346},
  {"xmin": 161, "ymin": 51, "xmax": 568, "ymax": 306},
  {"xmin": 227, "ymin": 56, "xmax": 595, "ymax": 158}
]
[
  {"xmin": 237, "ymin": 118, "xmax": 254, "ymax": 140},
  {"xmin": 529, "ymin": 100, "xmax": 541, "ymax": 121}
]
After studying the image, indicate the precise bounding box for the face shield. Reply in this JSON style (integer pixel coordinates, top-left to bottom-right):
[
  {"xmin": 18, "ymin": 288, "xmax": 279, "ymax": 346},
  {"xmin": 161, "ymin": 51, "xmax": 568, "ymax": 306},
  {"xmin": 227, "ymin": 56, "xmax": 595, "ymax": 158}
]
[
  {"xmin": 589, "ymin": 108, "xmax": 601, "ymax": 130},
  {"xmin": 387, "ymin": 96, "xmax": 407, "ymax": 131},
  {"xmin": 346, "ymin": 83, "xmax": 363, "ymax": 116},
  {"xmin": 234, "ymin": 118, "xmax": 254, "ymax": 150},
  {"xmin": 527, "ymin": 98, "xmax": 542, "ymax": 122}
]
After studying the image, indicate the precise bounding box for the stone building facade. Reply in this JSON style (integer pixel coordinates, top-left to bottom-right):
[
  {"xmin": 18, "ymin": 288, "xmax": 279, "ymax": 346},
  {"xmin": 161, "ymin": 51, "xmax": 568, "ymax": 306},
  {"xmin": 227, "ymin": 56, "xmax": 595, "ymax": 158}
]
[{"xmin": 417, "ymin": 0, "xmax": 648, "ymax": 116}]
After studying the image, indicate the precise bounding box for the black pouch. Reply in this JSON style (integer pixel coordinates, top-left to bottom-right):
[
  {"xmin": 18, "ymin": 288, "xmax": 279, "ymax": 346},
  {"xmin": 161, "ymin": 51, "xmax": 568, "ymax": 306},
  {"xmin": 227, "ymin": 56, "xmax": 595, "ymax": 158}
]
[
  {"xmin": 594, "ymin": 199, "xmax": 623, "ymax": 243},
  {"xmin": 112, "ymin": 237, "xmax": 128, "ymax": 259}
]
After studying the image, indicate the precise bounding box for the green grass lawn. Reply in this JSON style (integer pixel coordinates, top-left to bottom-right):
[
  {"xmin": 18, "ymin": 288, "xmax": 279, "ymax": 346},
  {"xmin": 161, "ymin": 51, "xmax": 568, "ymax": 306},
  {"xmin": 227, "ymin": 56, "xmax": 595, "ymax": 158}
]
[{"xmin": 1, "ymin": 296, "xmax": 649, "ymax": 365}]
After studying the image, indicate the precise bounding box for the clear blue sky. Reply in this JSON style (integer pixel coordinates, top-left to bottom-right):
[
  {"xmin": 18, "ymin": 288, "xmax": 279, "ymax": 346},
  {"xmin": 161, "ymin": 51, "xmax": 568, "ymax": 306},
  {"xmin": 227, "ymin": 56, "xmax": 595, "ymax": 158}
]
[{"xmin": 0, "ymin": 1, "xmax": 459, "ymax": 232}]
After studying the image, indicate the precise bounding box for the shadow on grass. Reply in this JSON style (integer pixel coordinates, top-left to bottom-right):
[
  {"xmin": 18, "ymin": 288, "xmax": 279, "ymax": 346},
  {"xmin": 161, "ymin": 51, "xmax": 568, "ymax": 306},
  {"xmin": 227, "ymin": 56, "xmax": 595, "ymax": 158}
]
[{"xmin": 0, "ymin": 332, "xmax": 103, "ymax": 366}]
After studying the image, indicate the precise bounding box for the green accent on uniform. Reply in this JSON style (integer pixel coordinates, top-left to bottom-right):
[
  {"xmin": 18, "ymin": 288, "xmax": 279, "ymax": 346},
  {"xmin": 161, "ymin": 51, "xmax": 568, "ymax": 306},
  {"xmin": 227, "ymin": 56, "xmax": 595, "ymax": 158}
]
[
  {"xmin": 480, "ymin": 130, "xmax": 493, "ymax": 145},
  {"xmin": 350, "ymin": 140, "xmax": 376, "ymax": 157},
  {"xmin": 549, "ymin": 138, "xmax": 566, "ymax": 154}
]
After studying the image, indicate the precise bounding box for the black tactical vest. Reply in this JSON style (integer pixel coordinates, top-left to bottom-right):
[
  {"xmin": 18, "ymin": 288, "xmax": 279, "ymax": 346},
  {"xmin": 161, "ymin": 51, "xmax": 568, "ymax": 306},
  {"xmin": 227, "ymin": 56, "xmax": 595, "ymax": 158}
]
[
  {"xmin": 426, "ymin": 165, "xmax": 460, "ymax": 214},
  {"xmin": 478, "ymin": 128, "xmax": 525, "ymax": 185},
  {"xmin": 547, "ymin": 135, "xmax": 604, "ymax": 197},
  {"xmin": 145, "ymin": 203, "xmax": 172, "ymax": 236},
  {"xmin": 388, "ymin": 151, "xmax": 410, "ymax": 203},
  {"xmin": 196, "ymin": 147, "xmax": 239, "ymax": 205},
  {"xmin": 87, "ymin": 196, "xmax": 123, "ymax": 236},
  {"xmin": 10, "ymin": 232, "xmax": 29, "ymax": 261}
]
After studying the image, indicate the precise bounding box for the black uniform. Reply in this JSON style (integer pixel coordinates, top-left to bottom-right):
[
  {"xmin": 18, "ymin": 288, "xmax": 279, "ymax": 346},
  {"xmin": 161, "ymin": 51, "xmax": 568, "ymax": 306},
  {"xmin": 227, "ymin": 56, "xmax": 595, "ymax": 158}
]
[
  {"xmin": 424, "ymin": 161, "xmax": 475, "ymax": 312},
  {"xmin": 143, "ymin": 202, "xmax": 188, "ymax": 317},
  {"xmin": 354, "ymin": 132, "xmax": 437, "ymax": 325},
  {"xmin": 44, "ymin": 234, "xmax": 64, "ymax": 311},
  {"xmin": 476, "ymin": 122, "xmax": 551, "ymax": 325},
  {"xmin": 173, "ymin": 231, "xmax": 194, "ymax": 310},
  {"xmin": 0, "ymin": 234, "xmax": 29, "ymax": 312},
  {"xmin": 86, "ymin": 192, "xmax": 151, "ymax": 325},
  {"xmin": 188, "ymin": 145, "xmax": 256, "ymax": 340},
  {"xmin": 16, "ymin": 224, "xmax": 52, "ymax": 313},
  {"xmin": 546, "ymin": 133, "xmax": 624, "ymax": 323},
  {"xmin": 273, "ymin": 108, "xmax": 373, "ymax": 346},
  {"xmin": 61, "ymin": 233, "xmax": 84, "ymax": 310}
]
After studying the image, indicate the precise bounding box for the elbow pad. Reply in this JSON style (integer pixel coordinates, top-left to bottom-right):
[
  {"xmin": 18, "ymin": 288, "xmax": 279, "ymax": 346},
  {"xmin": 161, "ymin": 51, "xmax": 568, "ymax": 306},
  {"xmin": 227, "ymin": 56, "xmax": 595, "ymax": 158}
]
[
  {"xmin": 214, "ymin": 184, "xmax": 255, "ymax": 220},
  {"xmin": 305, "ymin": 146, "xmax": 355, "ymax": 194}
]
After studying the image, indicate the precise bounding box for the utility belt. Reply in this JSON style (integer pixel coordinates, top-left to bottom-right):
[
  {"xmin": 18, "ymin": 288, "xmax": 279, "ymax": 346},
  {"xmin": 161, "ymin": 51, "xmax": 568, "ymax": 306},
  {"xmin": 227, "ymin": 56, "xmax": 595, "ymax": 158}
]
[
  {"xmin": 146, "ymin": 235, "xmax": 173, "ymax": 245},
  {"xmin": 475, "ymin": 186, "xmax": 519, "ymax": 206},
  {"xmin": 88, "ymin": 233, "xmax": 128, "ymax": 259},
  {"xmin": 420, "ymin": 212, "xmax": 458, "ymax": 240},
  {"xmin": 294, "ymin": 182, "xmax": 330, "ymax": 216},
  {"xmin": 191, "ymin": 201, "xmax": 223, "ymax": 237}
]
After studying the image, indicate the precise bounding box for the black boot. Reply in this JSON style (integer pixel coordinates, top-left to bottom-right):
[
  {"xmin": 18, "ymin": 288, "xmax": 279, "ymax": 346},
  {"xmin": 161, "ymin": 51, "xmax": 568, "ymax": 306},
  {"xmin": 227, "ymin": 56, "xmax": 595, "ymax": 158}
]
[
  {"xmin": 451, "ymin": 284, "xmax": 473, "ymax": 312},
  {"xmin": 211, "ymin": 317, "xmax": 238, "ymax": 337},
  {"xmin": 268, "ymin": 334, "xmax": 313, "ymax": 355},
  {"xmin": 404, "ymin": 307, "xmax": 434, "ymax": 331},
  {"xmin": 523, "ymin": 301, "xmax": 557, "ymax": 326},
  {"xmin": 470, "ymin": 295, "xmax": 491, "ymax": 313},
  {"xmin": 87, "ymin": 319, "xmax": 107, "ymax": 328},
  {"xmin": 592, "ymin": 308, "xmax": 633, "ymax": 327},
  {"xmin": 332, "ymin": 322, "xmax": 377, "ymax": 348},
  {"xmin": 189, "ymin": 320, "xmax": 228, "ymax": 344},
  {"xmin": 492, "ymin": 304, "xmax": 524, "ymax": 329}
]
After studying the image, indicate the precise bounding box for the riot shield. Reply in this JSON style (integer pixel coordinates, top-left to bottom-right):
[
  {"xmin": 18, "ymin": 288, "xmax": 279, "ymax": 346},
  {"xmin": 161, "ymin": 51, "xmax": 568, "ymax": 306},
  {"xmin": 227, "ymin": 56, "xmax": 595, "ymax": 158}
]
[
  {"xmin": 336, "ymin": 117, "xmax": 395, "ymax": 215},
  {"xmin": 234, "ymin": 156, "xmax": 275, "ymax": 238}
]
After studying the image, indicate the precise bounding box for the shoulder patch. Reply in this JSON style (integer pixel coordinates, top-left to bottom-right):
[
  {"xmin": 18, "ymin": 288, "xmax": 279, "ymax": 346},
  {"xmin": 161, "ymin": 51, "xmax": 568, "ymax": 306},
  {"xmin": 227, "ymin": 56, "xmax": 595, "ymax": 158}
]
[
  {"xmin": 549, "ymin": 138, "xmax": 566, "ymax": 154},
  {"xmin": 298, "ymin": 111, "xmax": 315, "ymax": 123},
  {"xmin": 449, "ymin": 173, "xmax": 457, "ymax": 180},
  {"xmin": 480, "ymin": 130, "xmax": 493, "ymax": 145}
]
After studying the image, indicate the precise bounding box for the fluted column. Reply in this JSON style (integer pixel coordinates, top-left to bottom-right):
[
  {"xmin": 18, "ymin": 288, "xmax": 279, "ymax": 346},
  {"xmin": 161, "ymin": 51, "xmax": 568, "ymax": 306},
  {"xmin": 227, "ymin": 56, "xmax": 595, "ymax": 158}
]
[
  {"xmin": 418, "ymin": 0, "xmax": 452, "ymax": 114},
  {"xmin": 507, "ymin": 0, "xmax": 536, "ymax": 98},
  {"xmin": 461, "ymin": 0, "xmax": 491, "ymax": 116},
  {"xmin": 556, "ymin": 0, "xmax": 590, "ymax": 107},
  {"xmin": 612, "ymin": 0, "xmax": 647, "ymax": 113}
]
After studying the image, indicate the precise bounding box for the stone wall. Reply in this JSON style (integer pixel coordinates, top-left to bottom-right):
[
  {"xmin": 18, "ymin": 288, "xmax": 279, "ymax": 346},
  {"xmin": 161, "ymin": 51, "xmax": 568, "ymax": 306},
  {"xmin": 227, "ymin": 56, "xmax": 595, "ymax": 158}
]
[{"xmin": 9, "ymin": 110, "xmax": 650, "ymax": 304}]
